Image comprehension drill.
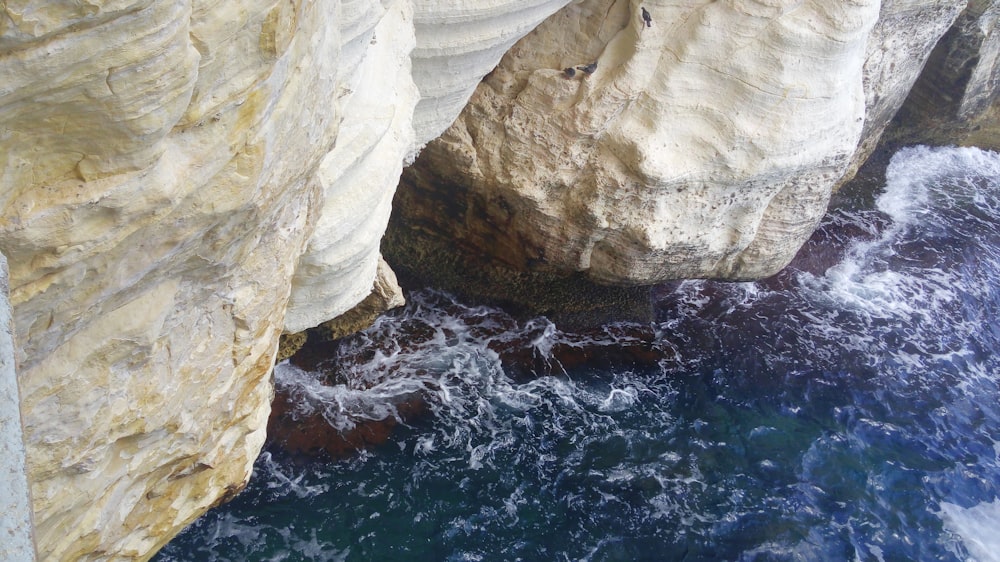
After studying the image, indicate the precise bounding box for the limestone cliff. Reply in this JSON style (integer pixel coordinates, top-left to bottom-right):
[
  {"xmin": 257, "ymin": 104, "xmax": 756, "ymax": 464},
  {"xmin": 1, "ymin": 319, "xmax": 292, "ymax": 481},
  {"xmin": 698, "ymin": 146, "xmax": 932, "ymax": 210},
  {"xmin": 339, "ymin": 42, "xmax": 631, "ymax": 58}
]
[
  {"xmin": 391, "ymin": 0, "xmax": 992, "ymax": 298},
  {"xmin": 1, "ymin": 0, "xmax": 998, "ymax": 560},
  {"xmin": 283, "ymin": 0, "xmax": 572, "ymax": 332},
  {"xmin": 2, "ymin": 1, "xmax": 334, "ymax": 558},
  {"xmin": 882, "ymin": 0, "xmax": 1000, "ymax": 150},
  {"xmin": 0, "ymin": 0, "xmax": 569, "ymax": 559}
]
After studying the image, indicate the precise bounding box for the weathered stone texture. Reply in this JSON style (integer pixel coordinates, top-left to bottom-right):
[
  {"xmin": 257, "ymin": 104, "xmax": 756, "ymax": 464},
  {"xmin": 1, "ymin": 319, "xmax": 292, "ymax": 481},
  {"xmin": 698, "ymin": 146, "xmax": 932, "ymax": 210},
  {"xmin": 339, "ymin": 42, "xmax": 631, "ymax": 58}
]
[
  {"xmin": 882, "ymin": 0, "xmax": 1000, "ymax": 150},
  {"xmin": 393, "ymin": 0, "xmax": 995, "ymax": 299},
  {"xmin": 0, "ymin": 0, "xmax": 578, "ymax": 559},
  {"xmin": 398, "ymin": 0, "xmax": 889, "ymax": 286},
  {"xmin": 845, "ymin": 0, "xmax": 969, "ymax": 181},
  {"xmin": 2, "ymin": 0, "xmax": 339, "ymax": 559},
  {"xmin": 2, "ymin": 0, "xmax": 999, "ymax": 559}
]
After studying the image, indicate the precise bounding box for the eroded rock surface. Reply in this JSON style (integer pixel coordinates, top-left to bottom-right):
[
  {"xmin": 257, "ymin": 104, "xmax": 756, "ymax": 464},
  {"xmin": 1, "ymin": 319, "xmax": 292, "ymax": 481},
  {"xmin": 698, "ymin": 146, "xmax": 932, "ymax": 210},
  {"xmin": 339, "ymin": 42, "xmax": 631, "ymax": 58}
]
[
  {"xmin": 0, "ymin": 0, "xmax": 575, "ymax": 559},
  {"xmin": 2, "ymin": 1, "xmax": 339, "ymax": 558},
  {"xmin": 846, "ymin": 0, "xmax": 971, "ymax": 179},
  {"xmin": 393, "ymin": 0, "xmax": 978, "ymax": 291},
  {"xmin": 883, "ymin": 0, "xmax": 1000, "ymax": 150},
  {"xmin": 283, "ymin": 0, "xmax": 573, "ymax": 332},
  {"xmin": 2, "ymin": 0, "xmax": 999, "ymax": 559}
]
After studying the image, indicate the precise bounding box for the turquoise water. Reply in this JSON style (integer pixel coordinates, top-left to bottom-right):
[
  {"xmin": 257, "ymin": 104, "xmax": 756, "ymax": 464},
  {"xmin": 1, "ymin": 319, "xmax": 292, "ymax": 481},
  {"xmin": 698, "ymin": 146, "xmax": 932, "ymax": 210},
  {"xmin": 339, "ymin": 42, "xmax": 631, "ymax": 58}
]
[{"xmin": 157, "ymin": 146, "xmax": 1000, "ymax": 561}]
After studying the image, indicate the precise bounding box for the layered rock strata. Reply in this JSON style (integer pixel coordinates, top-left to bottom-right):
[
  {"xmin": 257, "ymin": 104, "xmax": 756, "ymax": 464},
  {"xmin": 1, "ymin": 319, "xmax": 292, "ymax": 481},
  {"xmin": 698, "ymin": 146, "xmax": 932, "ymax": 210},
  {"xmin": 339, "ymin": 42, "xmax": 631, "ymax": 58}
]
[
  {"xmin": 283, "ymin": 0, "xmax": 572, "ymax": 332},
  {"xmin": 2, "ymin": 0, "xmax": 999, "ymax": 559},
  {"xmin": 2, "ymin": 1, "xmax": 338, "ymax": 557},
  {"xmin": 281, "ymin": 3, "xmax": 417, "ymax": 334},
  {"xmin": 0, "ymin": 0, "xmax": 574, "ymax": 559},
  {"xmin": 391, "ymin": 0, "xmax": 980, "ymax": 297},
  {"xmin": 410, "ymin": 0, "xmax": 575, "ymax": 143}
]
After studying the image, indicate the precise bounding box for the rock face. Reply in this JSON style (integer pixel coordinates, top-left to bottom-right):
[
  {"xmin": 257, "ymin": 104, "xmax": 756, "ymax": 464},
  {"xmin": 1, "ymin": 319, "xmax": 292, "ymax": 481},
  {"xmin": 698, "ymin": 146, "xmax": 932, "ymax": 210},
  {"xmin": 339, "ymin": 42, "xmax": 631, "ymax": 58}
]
[
  {"xmin": 883, "ymin": 0, "xmax": 1000, "ymax": 150},
  {"xmin": 0, "ymin": 254, "xmax": 36, "ymax": 561},
  {"xmin": 283, "ymin": 0, "xmax": 572, "ymax": 332},
  {"xmin": 1, "ymin": 1, "xmax": 335, "ymax": 558},
  {"xmin": 392, "ymin": 0, "xmax": 976, "ymax": 290},
  {"xmin": 280, "ymin": 2, "xmax": 417, "ymax": 334},
  {"xmin": 1, "ymin": 0, "xmax": 998, "ymax": 560},
  {"xmin": 0, "ymin": 0, "xmax": 571, "ymax": 559},
  {"xmin": 846, "ymin": 0, "xmax": 975, "ymax": 178}
]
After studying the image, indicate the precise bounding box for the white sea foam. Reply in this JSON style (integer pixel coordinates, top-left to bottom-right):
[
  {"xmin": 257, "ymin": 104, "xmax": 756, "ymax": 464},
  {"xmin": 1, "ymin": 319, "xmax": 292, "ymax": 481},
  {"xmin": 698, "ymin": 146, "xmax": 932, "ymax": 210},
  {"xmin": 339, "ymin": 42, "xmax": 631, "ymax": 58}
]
[
  {"xmin": 938, "ymin": 500, "xmax": 1000, "ymax": 562},
  {"xmin": 795, "ymin": 145, "xmax": 1000, "ymax": 369},
  {"xmin": 273, "ymin": 361, "xmax": 422, "ymax": 431},
  {"xmin": 879, "ymin": 146, "xmax": 1000, "ymax": 222},
  {"xmin": 599, "ymin": 386, "xmax": 639, "ymax": 412},
  {"xmin": 257, "ymin": 452, "xmax": 328, "ymax": 499}
]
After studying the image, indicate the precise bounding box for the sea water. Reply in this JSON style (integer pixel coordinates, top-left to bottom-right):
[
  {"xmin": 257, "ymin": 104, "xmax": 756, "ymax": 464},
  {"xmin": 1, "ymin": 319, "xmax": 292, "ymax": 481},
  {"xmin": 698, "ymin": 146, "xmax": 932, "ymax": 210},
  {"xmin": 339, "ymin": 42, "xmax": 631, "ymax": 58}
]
[{"xmin": 157, "ymin": 146, "xmax": 1000, "ymax": 561}]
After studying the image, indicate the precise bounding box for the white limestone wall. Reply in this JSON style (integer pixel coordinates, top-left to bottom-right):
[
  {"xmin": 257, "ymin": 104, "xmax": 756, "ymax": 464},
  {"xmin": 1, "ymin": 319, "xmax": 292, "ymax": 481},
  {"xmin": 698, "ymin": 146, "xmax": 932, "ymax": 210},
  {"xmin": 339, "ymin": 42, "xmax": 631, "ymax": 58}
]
[
  {"xmin": 409, "ymin": 0, "xmax": 574, "ymax": 146},
  {"xmin": 0, "ymin": 1, "xmax": 991, "ymax": 560},
  {"xmin": 402, "ymin": 0, "xmax": 969, "ymax": 284},
  {"xmin": 283, "ymin": 0, "xmax": 573, "ymax": 331},
  {"xmin": 0, "ymin": 0, "xmax": 578, "ymax": 557},
  {"xmin": 1, "ymin": 0, "xmax": 345, "ymax": 558}
]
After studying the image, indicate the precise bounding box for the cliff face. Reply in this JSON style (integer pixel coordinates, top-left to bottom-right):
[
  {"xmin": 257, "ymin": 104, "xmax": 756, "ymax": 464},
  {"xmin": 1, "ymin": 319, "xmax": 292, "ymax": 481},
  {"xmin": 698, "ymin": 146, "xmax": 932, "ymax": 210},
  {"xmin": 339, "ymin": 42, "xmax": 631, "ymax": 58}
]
[
  {"xmin": 393, "ymin": 0, "xmax": 974, "ymax": 289},
  {"xmin": 283, "ymin": 0, "xmax": 572, "ymax": 332},
  {"xmin": 882, "ymin": 0, "xmax": 1000, "ymax": 149},
  {"xmin": 0, "ymin": 0, "xmax": 569, "ymax": 559},
  {"xmin": 2, "ymin": 1, "xmax": 334, "ymax": 558},
  {"xmin": 1, "ymin": 0, "xmax": 997, "ymax": 560}
]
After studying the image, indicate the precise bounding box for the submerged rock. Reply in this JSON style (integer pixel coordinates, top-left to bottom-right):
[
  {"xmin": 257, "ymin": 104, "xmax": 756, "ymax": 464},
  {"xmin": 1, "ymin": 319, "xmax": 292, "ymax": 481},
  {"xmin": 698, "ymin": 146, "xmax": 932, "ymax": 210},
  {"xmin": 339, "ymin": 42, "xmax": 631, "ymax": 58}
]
[{"xmin": 267, "ymin": 384, "xmax": 427, "ymax": 460}]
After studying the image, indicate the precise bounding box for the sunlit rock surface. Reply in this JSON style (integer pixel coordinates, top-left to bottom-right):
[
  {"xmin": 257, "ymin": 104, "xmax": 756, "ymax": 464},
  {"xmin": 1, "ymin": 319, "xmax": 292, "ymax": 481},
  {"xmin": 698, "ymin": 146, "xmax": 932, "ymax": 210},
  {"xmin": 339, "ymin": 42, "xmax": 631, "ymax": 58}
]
[
  {"xmin": 394, "ymin": 0, "xmax": 973, "ymax": 287},
  {"xmin": 1, "ymin": 0, "xmax": 997, "ymax": 559},
  {"xmin": 281, "ymin": 2, "xmax": 416, "ymax": 334},
  {"xmin": 0, "ymin": 0, "xmax": 574, "ymax": 559},
  {"xmin": 410, "ymin": 0, "xmax": 574, "ymax": 144},
  {"xmin": 284, "ymin": 0, "xmax": 572, "ymax": 331},
  {"xmin": 1, "ymin": 1, "xmax": 336, "ymax": 558}
]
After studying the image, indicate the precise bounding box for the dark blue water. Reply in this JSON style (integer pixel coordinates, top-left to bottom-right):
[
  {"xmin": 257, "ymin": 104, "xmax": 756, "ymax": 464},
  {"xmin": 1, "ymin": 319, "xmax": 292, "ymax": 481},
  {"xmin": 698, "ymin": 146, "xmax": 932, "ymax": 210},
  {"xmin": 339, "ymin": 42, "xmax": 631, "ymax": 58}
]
[{"xmin": 157, "ymin": 146, "xmax": 1000, "ymax": 561}]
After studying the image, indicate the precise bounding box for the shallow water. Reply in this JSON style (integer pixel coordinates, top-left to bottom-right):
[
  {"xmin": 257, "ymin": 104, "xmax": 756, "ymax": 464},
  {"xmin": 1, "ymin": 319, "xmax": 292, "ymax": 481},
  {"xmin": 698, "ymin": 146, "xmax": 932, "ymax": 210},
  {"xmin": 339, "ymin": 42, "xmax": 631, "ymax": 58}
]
[{"xmin": 157, "ymin": 146, "xmax": 1000, "ymax": 562}]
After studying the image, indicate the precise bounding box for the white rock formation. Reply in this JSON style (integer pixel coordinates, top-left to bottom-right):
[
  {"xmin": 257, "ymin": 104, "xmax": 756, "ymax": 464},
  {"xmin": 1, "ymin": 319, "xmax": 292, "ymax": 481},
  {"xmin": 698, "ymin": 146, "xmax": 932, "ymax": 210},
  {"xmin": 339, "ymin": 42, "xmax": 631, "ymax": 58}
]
[
  {"xmin": 410, "ymin": 0, "xmax": 575, "ymax": 144},
  {"xmin": 0, "ymin": 0, "xmax": 993, "ymax": 559},
  {"xmin": 880, "ymin": 0, "xmax": 1000, "ymax": 151},
  {"xmin": 1, "ymin": 0, "xmax": 341, "ymax": 557},
  {"xmin": 0, "ymin": 0, "xmax": 572, "ymax": 558},
  {"xmin": 956, "ymin": 0, "xmax": 1000, "ymax": 119},
  {"xmin": 849, "ymin": 0, "xmax": 970, "ymax": 175},
  {"xmin": 282, "ymin": 2, "xmax": 418, "ymax": 333},
  {"xmin": 399, "ymin": 0, "xmax": 968, "ymax": 285},
  {"xmin": 284, "ymin": 0, "xmax": 572, "ymax": 331}
]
